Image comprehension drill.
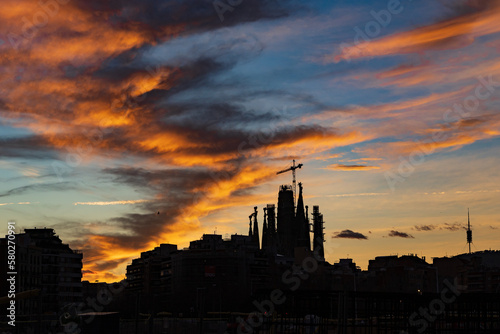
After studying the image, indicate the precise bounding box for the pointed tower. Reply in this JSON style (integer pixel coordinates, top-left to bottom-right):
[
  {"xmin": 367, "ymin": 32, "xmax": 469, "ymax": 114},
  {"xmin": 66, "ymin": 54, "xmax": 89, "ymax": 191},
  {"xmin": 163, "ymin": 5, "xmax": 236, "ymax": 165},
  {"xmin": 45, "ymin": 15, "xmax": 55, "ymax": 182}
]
[
  {"xmin": 262, "ymin": 207, "xmax": 268, "ymax": 250},
  {"xmin": 248, "ymin": 215, "xmax": 253, "ymax": 237},
  {"xmin": 312, "ymin": 205, "xmax": 325, "ymax": 261},
  {"xmin": 467, "ymin": 208, "xmax": 472, "ymax": 254},
  {"xmin": 295, "ymin": 182, "xmax": 311, "ymax": 250},
  {"xmin": 252, "ymin": 206, "xmax": 260, "ymax": 249},
  {"xmin": 267, "ymin": 204, "xmax": 277, "ymax": 254},
  {"xmin": 305, "ymin": 205, "xmax": 310, "ymax": 235}
]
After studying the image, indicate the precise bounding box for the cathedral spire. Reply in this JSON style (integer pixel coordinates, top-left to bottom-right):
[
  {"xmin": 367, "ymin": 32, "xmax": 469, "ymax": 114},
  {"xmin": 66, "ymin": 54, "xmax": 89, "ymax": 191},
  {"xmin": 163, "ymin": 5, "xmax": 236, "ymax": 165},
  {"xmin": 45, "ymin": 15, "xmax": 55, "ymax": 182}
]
[
  {"xmin": 252, "ymin": 206, "xmax": 260, "ymax": 249},
  {"xmin": 262, "ymin": 207, "xmax": 268, "ymax": 250},
  {"xmin": 248, "ymin": 214, "xmax": 253, "ymax": 237},
  {"xmin": 296, "ymin": 182, "xmax": 310, "ymax": 251}
]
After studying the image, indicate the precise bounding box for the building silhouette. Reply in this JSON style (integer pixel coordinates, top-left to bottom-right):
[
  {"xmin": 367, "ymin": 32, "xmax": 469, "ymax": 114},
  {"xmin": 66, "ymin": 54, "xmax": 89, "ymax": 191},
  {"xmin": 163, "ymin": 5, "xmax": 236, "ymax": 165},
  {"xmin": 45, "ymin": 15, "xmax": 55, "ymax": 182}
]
[
  {"xmin": 125, "ymin": 233, "xmax": 270, "ymax": 314},
  {"xmin": 275, "ymin": 183, "xmax": 324, "ymax": 258},
  {"xmin": 0, "ymin": 228, "xmax": 82, "ymax": 317},
  {"xmin": 358, "ymin": 255, "xmax": 438, "ymax": 293},
  {"xmin": 122, "ymin": 182, "xmax": 328, "ymax": 314},
  {"xmin": 263, "ymin": 204, "xmax": 278, "ymax": 254},
  {"xmin": 433, "ymin": 250, "xmax": 500, "ymax": 293},
  {"xmin": 1, "ymin": 184, "xmax": 499, "ymax": 333},
  {"xmin": 277, "ymin": 184, "xmax": 296, "ymax": 257},
  {"xmin": 312, "ymin": 205, "xmax": 325, "ymax": 261},
  {"xmin": 296, "ymin": 182, "xmax": 310, "ymax": 251},
  {"xmin": 252, "ymin": 206, "xmax": 260, "ymax": 249}
]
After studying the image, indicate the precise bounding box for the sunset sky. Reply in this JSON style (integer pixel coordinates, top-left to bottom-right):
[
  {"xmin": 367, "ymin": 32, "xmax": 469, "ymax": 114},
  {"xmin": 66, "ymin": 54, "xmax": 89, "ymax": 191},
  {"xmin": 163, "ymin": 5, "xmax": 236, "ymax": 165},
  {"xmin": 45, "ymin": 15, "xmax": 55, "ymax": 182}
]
[{"xmin": 1, "ymin": 0, "xmax": 499, "ymax": 282}]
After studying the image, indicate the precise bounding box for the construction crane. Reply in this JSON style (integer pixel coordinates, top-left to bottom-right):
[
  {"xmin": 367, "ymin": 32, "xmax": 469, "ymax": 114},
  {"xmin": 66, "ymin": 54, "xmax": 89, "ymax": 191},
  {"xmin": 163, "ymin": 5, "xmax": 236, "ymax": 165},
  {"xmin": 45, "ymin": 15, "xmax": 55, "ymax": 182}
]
[{"xmin": 276, "ymin": 159, "xmax": 303, "ymax": 206}]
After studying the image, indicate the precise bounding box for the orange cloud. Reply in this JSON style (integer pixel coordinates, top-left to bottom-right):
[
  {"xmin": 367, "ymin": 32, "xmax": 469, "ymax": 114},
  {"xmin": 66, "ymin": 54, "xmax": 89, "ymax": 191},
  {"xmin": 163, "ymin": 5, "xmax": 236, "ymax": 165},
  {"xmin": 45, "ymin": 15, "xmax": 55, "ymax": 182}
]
[
  {"xmin": 330, "ymin": 1, "xmax": 500, "ymax": 62},
  {"xmin": 77, "ymin": 164, "xmax": 278, "ymax": 282},
  {"xmin": 79, "ymin": 215, "xmax": 205, "ymax": 282},
  {"xmin": 376, "ymin": 56, "xmax": 500, "ymax": 89},
  {"xmin": 355, "ymin": 115, "xmax": 500, "ymax": 162},
  {"xmin": 329, "ymin": 164, "xmax": 380, "ymax": 171}
]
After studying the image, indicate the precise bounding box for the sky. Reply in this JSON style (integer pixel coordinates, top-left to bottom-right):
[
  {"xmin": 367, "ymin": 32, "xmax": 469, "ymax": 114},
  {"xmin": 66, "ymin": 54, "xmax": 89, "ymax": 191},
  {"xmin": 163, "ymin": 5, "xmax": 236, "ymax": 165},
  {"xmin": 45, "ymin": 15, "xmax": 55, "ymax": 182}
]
[{"xmin": 1, "ymin": 0, "xmax": 499, "ymax": 282}]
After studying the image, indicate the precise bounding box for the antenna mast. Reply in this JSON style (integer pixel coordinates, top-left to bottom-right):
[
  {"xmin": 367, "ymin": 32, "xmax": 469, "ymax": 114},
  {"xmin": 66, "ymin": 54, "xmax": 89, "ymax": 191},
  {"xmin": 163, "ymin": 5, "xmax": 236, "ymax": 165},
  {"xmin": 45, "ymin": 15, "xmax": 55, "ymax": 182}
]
[{"xmin": 467, "ymin": 208, "xmax": 472, "ymax": 254}]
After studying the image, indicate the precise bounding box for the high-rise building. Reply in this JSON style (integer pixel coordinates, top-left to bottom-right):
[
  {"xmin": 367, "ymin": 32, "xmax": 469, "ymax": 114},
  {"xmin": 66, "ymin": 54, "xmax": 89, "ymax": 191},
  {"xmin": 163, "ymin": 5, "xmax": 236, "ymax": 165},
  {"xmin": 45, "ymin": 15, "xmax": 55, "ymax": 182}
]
[{"xmin": 0, "ymin": 228, "xmax": 83, "ymax": 316}]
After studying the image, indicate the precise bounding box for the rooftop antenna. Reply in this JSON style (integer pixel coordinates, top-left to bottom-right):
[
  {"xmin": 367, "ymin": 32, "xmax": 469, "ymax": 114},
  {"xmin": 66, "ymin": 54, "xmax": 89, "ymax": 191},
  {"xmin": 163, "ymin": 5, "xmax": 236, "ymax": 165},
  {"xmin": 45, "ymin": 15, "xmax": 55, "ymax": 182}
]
[{"xmin": 467, "ymin": 208, "xmax": 472, "ymax": 254}]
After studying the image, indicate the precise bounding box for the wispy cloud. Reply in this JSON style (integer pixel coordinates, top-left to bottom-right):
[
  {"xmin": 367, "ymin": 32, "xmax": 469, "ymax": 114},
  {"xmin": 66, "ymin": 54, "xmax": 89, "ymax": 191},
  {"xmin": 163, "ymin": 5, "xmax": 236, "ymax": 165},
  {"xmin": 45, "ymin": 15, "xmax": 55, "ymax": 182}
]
[
  {"xmin": 0, "ymin": 202, "xmax": 31, "ymax": 206},
  {"xmin": 455, "ymin": 190, "xmax": 500, "ymax": 194},
  {"xmin": 328, "ymin": 193, "xmax": 388, "ymax": 198},
  {"xmin": 74, "ymin": 200, "xmax": 150, "ymax": 206},
  {"xmin": 0, "ymin": 183, "xmax": 74, "ymax": 198},
  {"xmin": 329, "ymin": 164, "xmax": 380, "ymax": 171},
  {"xmin": 414, "ymin": 224, "xmax": 436, "ymax": 231},
  {"xmin": 413, "ymin": 223, "xmax": 468, "ymax": 232},
  {"xmin": 330, "ymin": 0, "xmax": 500, "ymax": 62},
  {"xmin": 441, "ymin": 223, "xmax": 466, "ymax": 231}
]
